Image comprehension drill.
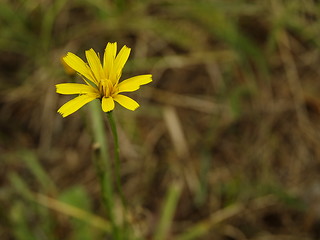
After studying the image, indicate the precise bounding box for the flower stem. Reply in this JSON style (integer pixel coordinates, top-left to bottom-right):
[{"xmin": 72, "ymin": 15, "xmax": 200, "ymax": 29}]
[
  {"xmin": 106, "ymin": 111, "xmax": 126, "ymax": 208},
  {"xmin": 106, "ymin": 111, "xmax": 129, "ymax": 239},
  {"xmin": 90, "ymin": 101, "xmax": 118, "ymax": 238}
]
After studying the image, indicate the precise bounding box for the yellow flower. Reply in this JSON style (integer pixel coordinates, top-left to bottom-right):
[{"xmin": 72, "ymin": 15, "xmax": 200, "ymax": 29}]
[{"xmin": 56, "ymin": 42, "xmax": 152, "ymax": 117}]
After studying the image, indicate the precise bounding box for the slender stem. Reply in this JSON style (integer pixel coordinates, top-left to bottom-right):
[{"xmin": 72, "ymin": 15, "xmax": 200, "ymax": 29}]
[
  {"xmin": 90, "ymin": 101, "xmax": 119, "ymax": 238},
  {"xmin": 106, "ymin": 111, "xmax": 126, "ymax": 207},
  {"xmin": 107, "ymin": 111, "xmax": 130, "ymax": 240}
]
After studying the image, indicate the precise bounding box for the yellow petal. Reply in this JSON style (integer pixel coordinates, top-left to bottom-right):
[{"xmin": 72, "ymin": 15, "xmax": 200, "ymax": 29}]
[
  {"xmin": 85, "ymin": 48, "xmax": 105, "ymax": 81},
  {"xmin": 117, "ymin": 74, "xmax": 152, "ymax": 93},
  {"xmin": 57, "ymin": 94, "xmax": 97, "ymax": 117},
  {"xmin": 113, "ymin": 94, "xmax": 139, "ymax": 111},
  {"xmin": 56, "ymin": 83, "xmax": 99, "ymax": 95},
  {"xmin": 63, "ymin": 52, "xmax": 98, "ymax": 85},
  {"xmin": 113, "ymin": 45, "xmax": 131, "ymax": 82},
  {"xmin": 101, "ymin": 96, "xmax": 115, "ymax": 112},
  {"xmin": 103, "ymin": 42, "xmax": 117, "ymax": 79},
  {"xmin": 60, "ymin": 57, "xmax": 76, "ymax": 75}
]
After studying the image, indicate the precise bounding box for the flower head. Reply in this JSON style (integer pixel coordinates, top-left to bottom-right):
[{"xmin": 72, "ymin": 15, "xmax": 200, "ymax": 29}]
[{"xmin": 56, "ymin": 42, "xmax": 152, "ymax": 117}]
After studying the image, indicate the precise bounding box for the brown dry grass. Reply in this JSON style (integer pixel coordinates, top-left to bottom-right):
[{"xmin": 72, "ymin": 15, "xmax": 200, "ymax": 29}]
[{"xmin": 1, "ymin": 0, "xmax": 320, "ymax": 239}]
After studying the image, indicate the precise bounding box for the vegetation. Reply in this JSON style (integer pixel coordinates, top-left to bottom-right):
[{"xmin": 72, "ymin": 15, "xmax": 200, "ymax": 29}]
[{"xmin": 1, "ymin": 0, "xmax": 320, "ymax": 239}]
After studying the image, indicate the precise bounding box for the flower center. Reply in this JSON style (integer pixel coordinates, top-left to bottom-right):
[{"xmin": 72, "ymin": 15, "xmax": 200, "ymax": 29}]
[{"xmin": 99, "ymin": 79, "xmax": 114, "ymax": 97}]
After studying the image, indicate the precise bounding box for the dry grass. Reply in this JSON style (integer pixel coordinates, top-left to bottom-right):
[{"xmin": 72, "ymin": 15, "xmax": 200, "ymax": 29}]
[{"xmin": 1, "ymin": 0, "xmax": 320, "ymax": 239}]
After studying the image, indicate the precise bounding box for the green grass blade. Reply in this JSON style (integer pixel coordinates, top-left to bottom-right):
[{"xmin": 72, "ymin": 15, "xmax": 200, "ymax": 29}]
[{"xmin": 153, "ymin": 181, "xmax": 182, "ymax": 240}]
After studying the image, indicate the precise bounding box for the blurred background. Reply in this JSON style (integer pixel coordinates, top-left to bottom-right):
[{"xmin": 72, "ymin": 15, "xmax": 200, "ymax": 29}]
[{"xmin": 1, "ymin": 0, "xmax": 320, "ymax": 239}]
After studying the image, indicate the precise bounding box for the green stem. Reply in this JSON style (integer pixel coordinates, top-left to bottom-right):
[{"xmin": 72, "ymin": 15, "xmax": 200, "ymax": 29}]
[
  {"xmin": 106, "ymin": 111, "xmax": 126, "ymax": 207},
  {"xmin": 90, "ymin": 101, "xmax": 119, "ymax": 238},
  {"xmin": 94, "ymin": 150, "xmax": 120, "ymax": 239},
  {"xmin": 106, "ymin": 111, "xmax": 129, "ymax": 239}
]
